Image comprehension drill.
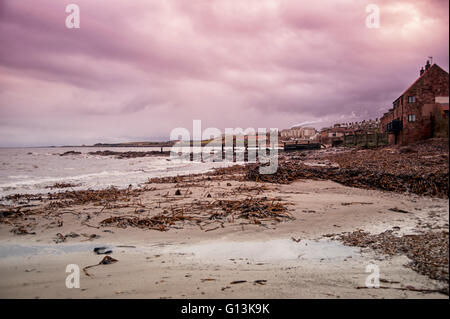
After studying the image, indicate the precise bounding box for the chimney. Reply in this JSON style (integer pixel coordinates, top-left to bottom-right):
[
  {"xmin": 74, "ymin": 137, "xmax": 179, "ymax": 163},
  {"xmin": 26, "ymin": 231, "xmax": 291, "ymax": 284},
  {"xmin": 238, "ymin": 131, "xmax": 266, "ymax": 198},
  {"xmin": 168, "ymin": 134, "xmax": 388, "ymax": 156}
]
[
  {"xmin": 420, "ymin": 66, "xmax": 424, "ymax": 76},
  {"xmin": 425, "ymin": 60, "xmax": 431, "ymax": 71}
]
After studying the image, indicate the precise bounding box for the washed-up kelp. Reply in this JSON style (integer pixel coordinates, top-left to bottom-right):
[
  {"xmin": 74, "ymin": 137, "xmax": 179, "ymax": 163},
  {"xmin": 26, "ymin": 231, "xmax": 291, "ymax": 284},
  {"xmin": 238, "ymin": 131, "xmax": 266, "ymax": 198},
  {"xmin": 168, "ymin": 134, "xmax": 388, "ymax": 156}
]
[
  {"xmin": 100, "ymin": 197, "xmax": 292, "ymax": 231},
  {"xmin": 338, "ymin": 230, "xmax": 449, "ymax": 290},
  {"xmin": 2, "ymin": 186, "xmax": 144, "ymax": 207},
  {"xmin": 83, "ymin": 255, "xmax": 118, "ymax": 277},
  {"xmin": 46, "ymin": 186, "xmax": 144, "ymax": 205},
  {"xmin": 246, "ymin": 162, "xmax": 448, "ymax": 197},
  {"xmin": 45, "ymin": 182, "xmax": 80, "ymax": 189},
  {"xmin": 100, "ymin": 212, "xmax": 193, "ymax": 231},
  {"xmin": 88, "ymin": 150, "xmax": 170, "ymax": 159},
  {"xmin": 3, "ymin": 193, "xmax": 43, "ymax": 203},
  {"xmin": 146, "ymin": 165, "xmax": 248, "ymax": 185},
  {"xmin": 246, "ymin": 138, "xmax": 449, "ymax": 198}
]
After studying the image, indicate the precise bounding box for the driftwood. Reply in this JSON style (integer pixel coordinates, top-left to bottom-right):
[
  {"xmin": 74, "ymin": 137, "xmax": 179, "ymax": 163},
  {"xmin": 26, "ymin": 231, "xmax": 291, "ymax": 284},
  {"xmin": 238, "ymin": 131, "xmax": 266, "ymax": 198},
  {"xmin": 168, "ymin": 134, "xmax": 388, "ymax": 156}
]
[
  {"xmin": 99, "ymin": 197, "xmax": 293, "ymax": 232},
  {"xmin": 83, "ymin": 256, "xmax": 118, "ymax": 277}
]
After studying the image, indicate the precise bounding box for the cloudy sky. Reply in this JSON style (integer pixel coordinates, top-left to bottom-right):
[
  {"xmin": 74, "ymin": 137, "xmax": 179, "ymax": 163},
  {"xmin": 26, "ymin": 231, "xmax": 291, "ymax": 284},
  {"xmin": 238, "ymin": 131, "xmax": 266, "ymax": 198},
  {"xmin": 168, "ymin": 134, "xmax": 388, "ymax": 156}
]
[{"xmin": 0, "ymin": 0, "xmax": 448, "ymax": 146}]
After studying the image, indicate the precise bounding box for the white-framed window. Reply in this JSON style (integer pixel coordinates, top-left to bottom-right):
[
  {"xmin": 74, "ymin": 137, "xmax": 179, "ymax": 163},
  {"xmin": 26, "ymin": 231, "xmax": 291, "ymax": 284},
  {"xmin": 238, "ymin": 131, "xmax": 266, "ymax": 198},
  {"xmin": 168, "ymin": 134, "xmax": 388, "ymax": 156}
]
[
  {"xmin": 408, "ymin": 114, "xmax": 416, "ymax": 122},
  {"xmin": 408, "ymin": 96, "xmax": 416, "ymax": 103}
]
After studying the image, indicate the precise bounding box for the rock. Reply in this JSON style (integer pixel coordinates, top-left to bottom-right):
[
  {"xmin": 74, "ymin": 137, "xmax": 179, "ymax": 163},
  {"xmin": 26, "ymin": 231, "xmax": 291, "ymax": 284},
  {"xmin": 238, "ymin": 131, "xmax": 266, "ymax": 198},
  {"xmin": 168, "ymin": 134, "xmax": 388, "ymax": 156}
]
[
  {"xmin": 60, "ymin": 151, "xmax": 81, "ymax": 156},
  {"xmin": 93, "ymin": 247, "xmax": 113, "ymax": 255}
]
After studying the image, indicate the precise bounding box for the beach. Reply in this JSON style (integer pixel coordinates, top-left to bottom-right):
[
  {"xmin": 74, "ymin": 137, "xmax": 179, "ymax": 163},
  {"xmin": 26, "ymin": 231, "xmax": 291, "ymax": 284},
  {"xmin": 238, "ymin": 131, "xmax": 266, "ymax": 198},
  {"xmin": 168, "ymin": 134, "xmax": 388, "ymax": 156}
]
[{"xmin": 0, "ymin": 140, "xmax": 448, "ymax": 299}]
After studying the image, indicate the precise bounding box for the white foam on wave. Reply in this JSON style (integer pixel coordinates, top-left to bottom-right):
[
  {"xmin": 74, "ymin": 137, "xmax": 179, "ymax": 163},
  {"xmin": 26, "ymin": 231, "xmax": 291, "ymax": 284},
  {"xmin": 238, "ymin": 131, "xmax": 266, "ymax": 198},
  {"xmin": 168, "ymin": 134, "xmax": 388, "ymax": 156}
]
[
  {"xmin": 0, "ymin": 148, "xmax": 238, "ymax": 198},
  {"xmin": 7, "ymin": 175, "xmax": 30, "ymax": 179}
]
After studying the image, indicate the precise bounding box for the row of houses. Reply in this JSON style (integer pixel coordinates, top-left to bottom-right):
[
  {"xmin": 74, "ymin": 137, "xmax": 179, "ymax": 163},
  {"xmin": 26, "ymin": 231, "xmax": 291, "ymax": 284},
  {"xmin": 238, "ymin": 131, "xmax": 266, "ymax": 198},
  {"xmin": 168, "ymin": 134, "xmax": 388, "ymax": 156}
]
[
  {"xmin": 319, "ymin": 120, "xmax": 380, "ymax": 144},
  {"xmin": 319, "ymin": 61, "xmax": 448, "ymax": 146},
  {"xmin": 280, "ymin": 61, "xmax": 448, "ymax": 147}
]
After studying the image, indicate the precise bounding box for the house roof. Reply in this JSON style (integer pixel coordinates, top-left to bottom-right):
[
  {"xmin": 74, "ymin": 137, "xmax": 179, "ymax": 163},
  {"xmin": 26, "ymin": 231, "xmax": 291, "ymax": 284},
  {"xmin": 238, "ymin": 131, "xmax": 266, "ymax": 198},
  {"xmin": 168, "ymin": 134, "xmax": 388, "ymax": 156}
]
[{"xmin": 396, "ymin": 64, "xmax": 449, "ymax": 101}]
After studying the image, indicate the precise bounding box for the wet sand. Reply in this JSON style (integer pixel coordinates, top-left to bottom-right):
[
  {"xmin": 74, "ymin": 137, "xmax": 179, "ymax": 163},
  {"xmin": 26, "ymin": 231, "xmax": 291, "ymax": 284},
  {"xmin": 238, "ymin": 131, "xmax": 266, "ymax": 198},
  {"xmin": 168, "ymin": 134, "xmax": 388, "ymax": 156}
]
[{"xmin": 0, "ymin": 179, "xmax": 448, "ymax": 298}]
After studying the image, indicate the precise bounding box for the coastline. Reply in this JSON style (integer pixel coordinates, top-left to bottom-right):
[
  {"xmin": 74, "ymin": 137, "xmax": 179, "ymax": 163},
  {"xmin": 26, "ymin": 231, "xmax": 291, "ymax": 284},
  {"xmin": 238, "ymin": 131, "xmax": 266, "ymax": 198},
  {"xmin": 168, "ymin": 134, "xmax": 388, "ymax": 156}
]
[{"xmin": 0, "ymin": 140, "xmax": 448, "ymax": 299}]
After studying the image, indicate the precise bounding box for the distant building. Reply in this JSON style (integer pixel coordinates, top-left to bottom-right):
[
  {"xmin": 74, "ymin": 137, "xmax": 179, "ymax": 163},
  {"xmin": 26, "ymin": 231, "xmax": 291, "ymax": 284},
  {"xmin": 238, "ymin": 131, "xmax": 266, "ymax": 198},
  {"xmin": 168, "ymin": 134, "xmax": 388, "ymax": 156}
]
[
  {"xmin": 319, "ymin": 125, "xmax": 349, "ymax": 145},
  {"xmin": 319, "ymin": 120, "xmax": 380, "ymax": 145},
  {"xmin": 280, "ymin": 127, "xmax": 317, "ymax": 140},
  {"xmin": 380, "ymin": 61, "xmax": 449, "ymax": 145}
]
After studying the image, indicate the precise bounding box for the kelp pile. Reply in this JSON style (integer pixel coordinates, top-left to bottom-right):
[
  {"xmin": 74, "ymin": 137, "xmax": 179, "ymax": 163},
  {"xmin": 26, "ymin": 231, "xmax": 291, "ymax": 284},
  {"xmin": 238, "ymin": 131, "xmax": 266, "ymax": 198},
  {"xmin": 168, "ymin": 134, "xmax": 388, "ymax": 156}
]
[
  {"xmin": 339, "ymin": 230, "xmax": 449, "ymax": 288},
  {"xmin": 46, "ymin": 186, "xmax": 144, "ymax": 206},
  {"xmin": 3, "ymin": 193, "xmax": 43, "ymax": 203},
  {"xmin": 45, "ymin": 182, "xmax": 80, "ymax": 189},
  {"xmin": 0, "ymin": 187, "xmax": 146, "ymax": 229},
  {"xmin": 146, "ymin": 165, "xmax": 248, "ymax": 185},
  {"xmin": 100, "ymin": 212, "xmax": 192, "ymax": 231},
  {"xmin": 100, "ymin": 197, "xmax": 292, "ymax": 232},
  {"xmin": 246, "ymin": 138, "xmax": 449, "ymax": 198},
  {"xmin": 88, "ymin": 150, "xmax": 170, "ymax": 158},
  {"xmin": 2, "ymin": 186, "xmax": 143, "ymax": 206},
  {"xmin": 246, "ymin": 162, "xmax": 448, "ymax": 197}
]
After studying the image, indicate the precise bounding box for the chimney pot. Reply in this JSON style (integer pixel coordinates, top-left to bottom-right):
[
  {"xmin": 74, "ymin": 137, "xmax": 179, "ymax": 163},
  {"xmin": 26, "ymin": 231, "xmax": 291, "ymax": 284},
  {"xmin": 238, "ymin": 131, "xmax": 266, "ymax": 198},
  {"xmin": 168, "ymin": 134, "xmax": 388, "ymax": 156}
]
[
  {"xmin": 420, "ymin": 67, "xmax": 424, "ymax": 76},
  {"xmin": 425, "ymin": 60, "xmax": 431, "ymax": 70}
]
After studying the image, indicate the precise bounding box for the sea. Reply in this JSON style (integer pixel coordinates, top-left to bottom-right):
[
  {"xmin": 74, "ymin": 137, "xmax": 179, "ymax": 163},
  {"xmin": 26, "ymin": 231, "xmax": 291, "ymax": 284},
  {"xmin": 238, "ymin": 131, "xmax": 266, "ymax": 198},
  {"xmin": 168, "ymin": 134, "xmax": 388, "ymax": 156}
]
[{"xmin": 0, "ymin": 146, "xmax": 237, "ymax": 198}]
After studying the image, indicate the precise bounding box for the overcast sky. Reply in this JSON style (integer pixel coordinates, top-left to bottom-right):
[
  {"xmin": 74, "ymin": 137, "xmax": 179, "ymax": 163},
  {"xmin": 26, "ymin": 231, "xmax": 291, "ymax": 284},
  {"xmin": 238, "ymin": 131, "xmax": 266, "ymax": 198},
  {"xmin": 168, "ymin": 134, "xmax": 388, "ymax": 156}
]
[{"xmin": 0, "ymin": 0, "xmax": 448, "ymax": 146}]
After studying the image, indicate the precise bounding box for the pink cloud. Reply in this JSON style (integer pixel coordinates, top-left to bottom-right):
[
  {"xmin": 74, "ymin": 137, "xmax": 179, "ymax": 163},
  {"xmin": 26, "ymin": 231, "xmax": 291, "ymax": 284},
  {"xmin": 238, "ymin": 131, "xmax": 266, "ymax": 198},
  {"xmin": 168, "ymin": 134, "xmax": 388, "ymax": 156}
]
[{"xmin": 0, "ymin": 0, "xmax": 448, "ymax": 146}]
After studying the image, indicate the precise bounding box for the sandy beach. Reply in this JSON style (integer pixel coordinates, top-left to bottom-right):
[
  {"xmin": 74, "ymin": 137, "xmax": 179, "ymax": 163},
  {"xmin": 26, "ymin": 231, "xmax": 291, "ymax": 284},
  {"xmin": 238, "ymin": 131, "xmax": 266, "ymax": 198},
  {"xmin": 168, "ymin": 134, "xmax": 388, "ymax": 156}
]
[
  {"xmin": 1, "ymin": 0, "xmax": 449, "ymax": 305},
  {"xmin": 1, "ymin": 172, "xmax": 448, "ymax": 299}
]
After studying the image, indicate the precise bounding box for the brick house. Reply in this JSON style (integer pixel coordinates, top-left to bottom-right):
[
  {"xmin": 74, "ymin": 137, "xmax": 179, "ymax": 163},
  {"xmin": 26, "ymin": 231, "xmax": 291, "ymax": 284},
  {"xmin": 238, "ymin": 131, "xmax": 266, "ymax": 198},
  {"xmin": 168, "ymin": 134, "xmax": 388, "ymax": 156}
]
[
  {"xmin": 319, "ymin": 124, "xmax": 352, "ymax": 145},
  {"xmin": 380, "ymin": 61, "xmax": 449, "ymax": 145}
]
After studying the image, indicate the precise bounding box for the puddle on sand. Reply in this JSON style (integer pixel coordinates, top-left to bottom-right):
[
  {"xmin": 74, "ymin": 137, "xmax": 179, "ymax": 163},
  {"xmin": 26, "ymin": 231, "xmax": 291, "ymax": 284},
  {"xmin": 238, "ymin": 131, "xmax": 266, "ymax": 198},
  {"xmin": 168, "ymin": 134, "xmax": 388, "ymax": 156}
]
[
  {"xmin": 160, "ymin": 239, "xmax": 360, "ymax": 263},
  {"xmin": 0, "ymin": 239, "xmax": 360, "ymax": 262},
  {"xmin": 0, "ymin": 243, "xmax": 100, "ymax": 258}
]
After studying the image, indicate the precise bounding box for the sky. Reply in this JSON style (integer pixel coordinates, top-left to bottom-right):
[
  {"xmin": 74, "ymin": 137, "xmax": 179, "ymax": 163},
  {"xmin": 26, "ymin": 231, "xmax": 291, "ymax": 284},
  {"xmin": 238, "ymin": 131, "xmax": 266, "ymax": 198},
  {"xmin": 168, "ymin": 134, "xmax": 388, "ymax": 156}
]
[{"xmin": 0, "ymin": 0, "xmax": 448, "ymax": 146}]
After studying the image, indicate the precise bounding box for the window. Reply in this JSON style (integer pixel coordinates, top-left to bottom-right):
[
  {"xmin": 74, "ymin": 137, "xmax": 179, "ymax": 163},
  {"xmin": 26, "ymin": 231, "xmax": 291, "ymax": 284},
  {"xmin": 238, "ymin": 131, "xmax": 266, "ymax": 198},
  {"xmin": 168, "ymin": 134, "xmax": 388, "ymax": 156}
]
[
  {"xmin": 408, "ymin": 114, "xmax": 416, "ymax": 122},
  {"xmin": 408, "ymin": 96, "xmax": 416, "ymax": 103}
]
